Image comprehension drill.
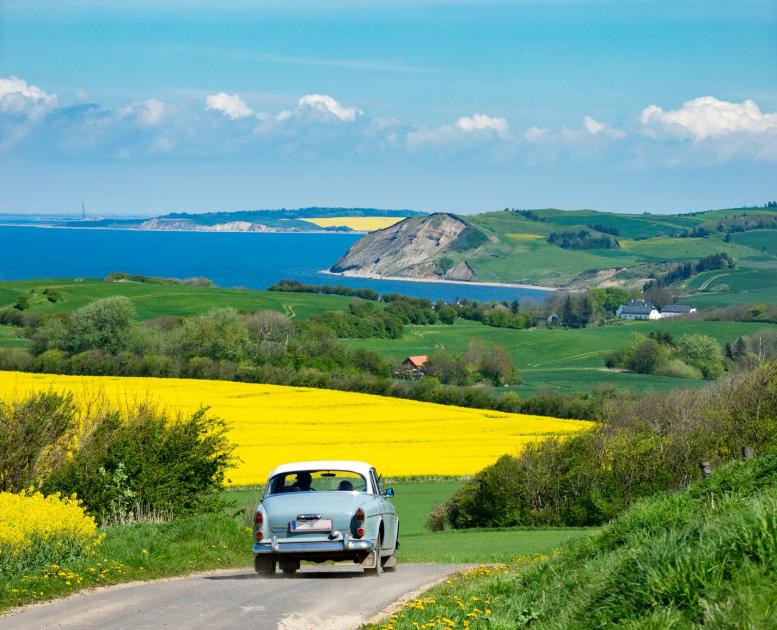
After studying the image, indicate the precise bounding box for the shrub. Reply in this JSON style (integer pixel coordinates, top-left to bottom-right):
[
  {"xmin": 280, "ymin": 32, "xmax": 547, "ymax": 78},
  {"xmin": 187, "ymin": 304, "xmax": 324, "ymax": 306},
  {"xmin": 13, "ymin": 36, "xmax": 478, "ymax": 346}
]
[
  {"xmin": 0, "ymin": 392, "xmax": 76, "ymax": 492},
  {"xmin": 654, "ymin": 358, "xmax": 702, "ymax": 379},
  {"xmin": 45, "ymin": 403, "xmax": 237, "ymax": 525}
]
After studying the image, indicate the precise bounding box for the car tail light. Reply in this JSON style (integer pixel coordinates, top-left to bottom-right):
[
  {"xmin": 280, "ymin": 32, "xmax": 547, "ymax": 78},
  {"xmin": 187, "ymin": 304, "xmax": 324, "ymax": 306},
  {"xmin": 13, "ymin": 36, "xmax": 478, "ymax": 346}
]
[
  {"xmin": 255, "ymin": 530, "xmax": 263, "ymax": 541},
  {"xmin": 255, "ymin": 512, "xmax": 263, "ymax": 526},
  {"xmin": 355, "ymin": 508, "xmax": 365, "ymax": 523},
  {"xmin": 355, "ymin": 527, "xmax": 365, "ymax": 538}
]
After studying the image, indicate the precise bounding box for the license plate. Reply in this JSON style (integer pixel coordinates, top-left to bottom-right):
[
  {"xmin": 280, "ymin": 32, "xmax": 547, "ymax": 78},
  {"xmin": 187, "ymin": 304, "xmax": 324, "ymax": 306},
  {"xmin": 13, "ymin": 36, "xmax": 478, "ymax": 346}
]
[{"xmin": 290, "ymin": 518, "xmax": 332, "ymax": 532}]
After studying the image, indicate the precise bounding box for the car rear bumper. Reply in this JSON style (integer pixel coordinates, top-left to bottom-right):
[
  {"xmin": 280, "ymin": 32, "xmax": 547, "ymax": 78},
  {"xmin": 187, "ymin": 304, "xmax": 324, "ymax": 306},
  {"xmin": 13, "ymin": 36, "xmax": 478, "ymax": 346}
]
[{"xmin": 252, "ymin": 535, "xmax": 376, "ymax": 555}]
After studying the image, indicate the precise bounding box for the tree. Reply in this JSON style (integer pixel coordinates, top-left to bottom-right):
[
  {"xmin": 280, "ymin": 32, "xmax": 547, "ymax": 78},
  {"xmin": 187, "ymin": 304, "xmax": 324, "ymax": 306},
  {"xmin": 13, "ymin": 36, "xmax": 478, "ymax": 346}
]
[
  {"xmin": 629, "ymin": 338, "xmax": 666, "ymax": 374},
  {"xmin": 66, "ymin": 296, "xmax": 136, "ymax": 355},
  {"xmin": 644, "ymin": 285, "xmax": 678, "ymax": 309},
  {"xmin": 174, "ymin": 308, "xmax": 251, "ymax": 362}
]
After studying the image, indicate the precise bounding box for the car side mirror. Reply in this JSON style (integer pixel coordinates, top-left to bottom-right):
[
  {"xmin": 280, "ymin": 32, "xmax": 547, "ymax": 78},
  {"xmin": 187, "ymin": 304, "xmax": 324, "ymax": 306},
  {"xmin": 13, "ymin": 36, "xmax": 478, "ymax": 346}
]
[{"xmin": 383, "ymin": 487, "xmax": 395, "ymax": 498}]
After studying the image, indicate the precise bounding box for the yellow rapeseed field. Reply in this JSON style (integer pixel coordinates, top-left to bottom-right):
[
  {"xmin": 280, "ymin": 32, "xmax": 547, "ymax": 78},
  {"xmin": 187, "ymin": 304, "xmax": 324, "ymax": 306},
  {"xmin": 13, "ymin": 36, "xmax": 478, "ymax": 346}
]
[
  {"xmin": 0, "ymin": 371, "xmax": 593, "ymax": 485},
  {"xmin": 507, "ymin": 233, "xmax": 544, "ymax": 240},
  {"xmin": 302, "ymin": 217, "xmax": 404, "ymax": 231}
]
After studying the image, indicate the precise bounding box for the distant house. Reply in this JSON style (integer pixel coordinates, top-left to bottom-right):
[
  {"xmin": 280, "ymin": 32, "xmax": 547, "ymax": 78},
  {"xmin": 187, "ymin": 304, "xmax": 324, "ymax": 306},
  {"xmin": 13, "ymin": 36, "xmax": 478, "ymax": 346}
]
[
  {"xmin": 395, "ymin": 355, "xmax": 429, "ymax": 380},
  {"xmin": 660, "ymin": 304, "xmax": 697, "ymax": 318},
  {"xmin": 616, "ymin": 300, "xmax": 660, "ymax": 320},
  {"xmin": 402, "ymin": 355, "xmax": 429, "ymax": 370}
]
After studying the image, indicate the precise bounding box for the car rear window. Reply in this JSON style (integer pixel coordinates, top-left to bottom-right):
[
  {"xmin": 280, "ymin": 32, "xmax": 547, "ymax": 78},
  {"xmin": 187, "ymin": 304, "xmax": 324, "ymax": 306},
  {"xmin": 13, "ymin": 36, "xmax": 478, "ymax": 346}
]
[{"xmin": 266, "ymin": 470, "xmax": 368, "ymax": 495}]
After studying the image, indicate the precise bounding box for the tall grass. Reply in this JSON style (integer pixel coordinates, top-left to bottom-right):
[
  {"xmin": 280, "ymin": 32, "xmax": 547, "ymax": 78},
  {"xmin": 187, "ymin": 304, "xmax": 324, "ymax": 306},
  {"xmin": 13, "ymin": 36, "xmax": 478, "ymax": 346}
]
[{"xmin": 370, "ymin": 454, "xmax": 777, "ymax": 629}]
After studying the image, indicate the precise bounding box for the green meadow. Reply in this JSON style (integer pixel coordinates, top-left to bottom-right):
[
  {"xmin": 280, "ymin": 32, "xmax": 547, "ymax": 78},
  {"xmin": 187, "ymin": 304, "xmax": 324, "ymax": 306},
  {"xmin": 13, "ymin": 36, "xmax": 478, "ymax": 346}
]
[
  {"xmin": 0, "ymin": 278, "xmax": 353, "ymax": 321},
  {"xmin": 344, "ymin": 318, "xmax": 777, "ymax": 395}
]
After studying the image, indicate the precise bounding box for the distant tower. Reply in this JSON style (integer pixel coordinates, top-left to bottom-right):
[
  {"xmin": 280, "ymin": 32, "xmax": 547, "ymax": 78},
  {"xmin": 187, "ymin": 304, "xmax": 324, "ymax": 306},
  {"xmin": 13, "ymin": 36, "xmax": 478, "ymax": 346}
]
[{"xmin": 81, "ymin": 201, "xmax": 86, "ymax": 220}]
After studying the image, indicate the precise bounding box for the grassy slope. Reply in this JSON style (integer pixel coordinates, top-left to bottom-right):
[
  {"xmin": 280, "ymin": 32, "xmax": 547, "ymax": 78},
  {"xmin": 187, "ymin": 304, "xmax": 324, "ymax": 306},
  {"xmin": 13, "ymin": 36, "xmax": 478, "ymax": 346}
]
[
  {"xmin": 369, "ymin": 454, "xmax": 777, "ymax": 629},
  {"xmin": 345, "ymin": 318, "xmax": 777, "ymax": 395},
  {"xmin": 0, "ymin": 278, "xmax": 354, "ymax": 322},
  {"xmin": 461, "ymin": 208, "xmax": 777, "ymax": 294}
]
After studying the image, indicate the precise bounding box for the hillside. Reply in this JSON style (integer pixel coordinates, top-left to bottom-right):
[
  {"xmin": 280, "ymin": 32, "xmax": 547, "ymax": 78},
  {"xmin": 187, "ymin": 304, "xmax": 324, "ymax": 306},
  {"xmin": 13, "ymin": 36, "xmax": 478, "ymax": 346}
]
[
  {"xmin": 330, "ymin": 206, "xmax": 777, "ymax": 296},
  {"xmin": 371, "ymin": 453, "xmax": 777, "ymax": 628},
  {"xmin": 331, "ymin": 213, "xmax": 490, "ymax": 281}
]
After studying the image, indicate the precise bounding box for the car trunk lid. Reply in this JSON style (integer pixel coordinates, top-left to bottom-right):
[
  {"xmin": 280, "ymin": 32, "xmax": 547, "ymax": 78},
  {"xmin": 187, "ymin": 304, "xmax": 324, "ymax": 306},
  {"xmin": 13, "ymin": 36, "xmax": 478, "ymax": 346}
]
[{"xmin": 262, "ymin": 492, "xmax": 366, "ymax": 534}]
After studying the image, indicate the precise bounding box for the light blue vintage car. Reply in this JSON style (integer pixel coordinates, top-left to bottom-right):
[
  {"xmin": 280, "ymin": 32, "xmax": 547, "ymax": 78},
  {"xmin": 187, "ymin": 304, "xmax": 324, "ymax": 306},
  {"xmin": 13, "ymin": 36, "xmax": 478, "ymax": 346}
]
[{"xmin": 252, "ymin": 460, "xmax": 399, "ymax": 575}]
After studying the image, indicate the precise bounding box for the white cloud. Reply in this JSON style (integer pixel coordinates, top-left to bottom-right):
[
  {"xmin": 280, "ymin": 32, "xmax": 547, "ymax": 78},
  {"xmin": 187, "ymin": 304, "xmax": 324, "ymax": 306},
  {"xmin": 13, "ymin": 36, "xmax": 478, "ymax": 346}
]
[
  {"xmin": 0, "ymin": 76, "xmax": 57, "ymax": 119},
  {"xmin": 120, "ymin": 98, "xmax": 166, "ymax": 126},
  {"xmin": 583, "ymin": 115, "xmax": 625, "ymax": 139},
  {"xmin": 281, "ymin": 93, "xmax": 362, "ymax": 122},
  {"xmin": 205, "ymin": 92, "xmax": 254, "ymax": 119},
  {"xmin": 455, "ymin": 113, "xmax": 509, "ymax": 136},
  {"xmin": 406, "ymin": 112, "xmax": 510, "ymax": 150},
  {"xmin": 640, "ymin": 96, "xmax": 777, "ymax": 140}
]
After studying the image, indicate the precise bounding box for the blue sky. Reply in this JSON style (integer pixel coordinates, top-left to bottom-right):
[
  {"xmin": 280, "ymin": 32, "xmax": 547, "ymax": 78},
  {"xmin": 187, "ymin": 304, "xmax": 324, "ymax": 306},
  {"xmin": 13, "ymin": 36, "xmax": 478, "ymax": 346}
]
[{"xmin": 1, "ymin": 0, "xmax": 775, "ymax": 215}]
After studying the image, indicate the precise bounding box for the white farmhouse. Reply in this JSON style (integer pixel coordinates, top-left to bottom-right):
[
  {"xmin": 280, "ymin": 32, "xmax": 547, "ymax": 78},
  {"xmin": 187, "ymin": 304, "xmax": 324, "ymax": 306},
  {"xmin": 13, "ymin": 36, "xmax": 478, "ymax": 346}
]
[
  {"xmin": 659, "ymin": 304, "xmax": 697, "ymax": 318},
  {"xmin": 616, "ymin": 300, "xmax": 661, "ymax": 320}
]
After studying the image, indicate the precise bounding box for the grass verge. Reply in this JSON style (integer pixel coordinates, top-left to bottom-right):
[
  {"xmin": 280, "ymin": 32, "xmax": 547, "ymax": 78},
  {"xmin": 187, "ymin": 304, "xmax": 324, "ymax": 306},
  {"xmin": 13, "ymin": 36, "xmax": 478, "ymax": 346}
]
[
  {"xmin": 365, "ymin": 454, "xmax": 777, "ymax": 629},
  {"xmin": 0, "ymin": 512, "xmax": 249, "ymax": 613}
]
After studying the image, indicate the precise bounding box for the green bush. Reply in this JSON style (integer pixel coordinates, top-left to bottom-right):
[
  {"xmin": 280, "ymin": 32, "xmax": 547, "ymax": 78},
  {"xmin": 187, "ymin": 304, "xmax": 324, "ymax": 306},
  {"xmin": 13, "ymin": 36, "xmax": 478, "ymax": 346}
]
[
  {"xmin": 45, "ymin": 404, "xmax": 237, "ymax": 525},
  {"xmin": 654, "ymin": 358, "xmax": 702, "ymax": 379},
  {"xmin": 0, "ymin": 390, "xmax": 237, "ymax": 526}
]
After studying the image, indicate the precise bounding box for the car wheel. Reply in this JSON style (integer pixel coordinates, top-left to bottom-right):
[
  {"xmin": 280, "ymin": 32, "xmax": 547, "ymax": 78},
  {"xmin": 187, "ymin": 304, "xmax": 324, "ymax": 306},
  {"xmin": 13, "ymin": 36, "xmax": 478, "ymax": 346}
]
[{"xmin": 254, "ymin": 556, "xmax": 276, "ymax": 575}]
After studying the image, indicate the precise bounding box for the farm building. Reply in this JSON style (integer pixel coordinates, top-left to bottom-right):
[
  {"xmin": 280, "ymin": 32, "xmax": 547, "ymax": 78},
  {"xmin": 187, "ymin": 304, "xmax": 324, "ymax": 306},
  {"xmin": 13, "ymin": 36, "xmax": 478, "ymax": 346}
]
[
  {"xmin": 395, "ymin": 355, "xmax": 429, "ymax": 380},
  {"xmin": 402, "ymin": 355, "xmax": 429, "ymax": 369},
  {"xmin": 616, "ymin": 300, "xmax": 660, "ymax": 320},
  {"xmin": 660, "ymin": 304, "xmax": 697, "ymax": 318}
]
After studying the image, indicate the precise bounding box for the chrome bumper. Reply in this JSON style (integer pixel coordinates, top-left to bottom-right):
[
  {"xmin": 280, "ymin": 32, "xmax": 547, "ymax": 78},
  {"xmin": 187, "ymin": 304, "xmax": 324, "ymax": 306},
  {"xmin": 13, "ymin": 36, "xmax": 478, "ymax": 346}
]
[{"xmin": 252, "ymin": 535, "xmax": 375, "ymax": 555}]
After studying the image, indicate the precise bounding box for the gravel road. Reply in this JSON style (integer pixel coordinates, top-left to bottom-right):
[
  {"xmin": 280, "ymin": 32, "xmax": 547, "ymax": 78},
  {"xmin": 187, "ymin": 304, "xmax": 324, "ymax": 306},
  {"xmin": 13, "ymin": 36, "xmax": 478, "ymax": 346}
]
[{"xmin": 0, "ymin": 564, "xmax": 460, "ymax": 630}]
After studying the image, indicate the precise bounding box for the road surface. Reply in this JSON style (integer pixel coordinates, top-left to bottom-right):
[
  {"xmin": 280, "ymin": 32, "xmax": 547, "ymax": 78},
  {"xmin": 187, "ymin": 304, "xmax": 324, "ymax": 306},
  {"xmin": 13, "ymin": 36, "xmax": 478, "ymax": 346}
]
[{"xmin": 0, "ymin": 564, "xmax": 460, "ymax": 630}]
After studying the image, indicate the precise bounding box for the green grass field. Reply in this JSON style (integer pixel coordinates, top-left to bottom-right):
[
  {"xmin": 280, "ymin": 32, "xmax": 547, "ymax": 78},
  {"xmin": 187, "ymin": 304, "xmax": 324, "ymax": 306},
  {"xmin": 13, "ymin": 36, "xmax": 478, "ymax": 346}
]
[
  {"xmin": 682, "ymin": 266, "xmax": 777, "ymax": 307},
  {"xmin": 344, "ymin": 318, "xmax": 777, "ymax": 394},
  {"xmin": 0, "ymin": 278, "xmax": 354, "ymax": 321}
]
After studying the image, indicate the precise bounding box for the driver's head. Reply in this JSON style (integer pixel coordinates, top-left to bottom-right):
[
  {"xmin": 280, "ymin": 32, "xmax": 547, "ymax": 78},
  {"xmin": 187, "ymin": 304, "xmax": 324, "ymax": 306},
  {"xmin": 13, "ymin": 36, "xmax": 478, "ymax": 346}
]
[{"xmin": 296, "ymin": 471, "xmax": 312, "ymax": 490}]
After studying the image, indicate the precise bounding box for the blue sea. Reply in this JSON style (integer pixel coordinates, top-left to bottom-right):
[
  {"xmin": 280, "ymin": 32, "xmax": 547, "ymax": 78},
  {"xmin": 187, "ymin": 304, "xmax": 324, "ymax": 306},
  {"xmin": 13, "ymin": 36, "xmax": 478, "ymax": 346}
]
[{"xmin": 0, "ymin": 226, "xmax": 549, "ymax": 303}]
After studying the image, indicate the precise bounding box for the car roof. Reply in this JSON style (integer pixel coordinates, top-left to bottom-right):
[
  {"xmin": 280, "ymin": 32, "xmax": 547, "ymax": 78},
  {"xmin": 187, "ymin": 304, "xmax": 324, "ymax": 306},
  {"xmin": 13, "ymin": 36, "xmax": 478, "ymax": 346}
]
[{"xmin": 267, "ymin": 460, "xmax": 374, "ymax": 479}]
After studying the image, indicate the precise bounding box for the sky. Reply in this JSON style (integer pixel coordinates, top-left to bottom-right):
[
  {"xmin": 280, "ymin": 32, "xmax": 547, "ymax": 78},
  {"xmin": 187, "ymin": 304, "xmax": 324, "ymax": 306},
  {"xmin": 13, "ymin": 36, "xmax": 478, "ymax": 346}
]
[{"xmin": 0, "ymin": 0, "xmax": 776, "ymax": 216}]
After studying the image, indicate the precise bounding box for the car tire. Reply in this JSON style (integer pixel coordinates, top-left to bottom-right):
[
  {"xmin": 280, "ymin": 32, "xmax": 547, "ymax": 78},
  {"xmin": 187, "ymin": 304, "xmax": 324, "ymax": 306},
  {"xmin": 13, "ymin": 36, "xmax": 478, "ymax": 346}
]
[
  {"xmin": 364, "ymin": 540, "xmax": 382, "ymax": 576},
  {"xmin": 254, "ymin": 556, "xmax": 276, "ymax": 575}
]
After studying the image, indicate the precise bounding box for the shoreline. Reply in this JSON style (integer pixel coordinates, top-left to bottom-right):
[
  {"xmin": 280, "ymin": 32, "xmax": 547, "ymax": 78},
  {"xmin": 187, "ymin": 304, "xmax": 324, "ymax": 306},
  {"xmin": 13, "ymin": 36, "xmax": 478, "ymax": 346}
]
[
  {"xmin": 320, "ymin": 269, "xmax": 557, "ymax": 292},
  {"xmin": 0, "ymin": 223, "xmax": 367, "ymax": 236}
]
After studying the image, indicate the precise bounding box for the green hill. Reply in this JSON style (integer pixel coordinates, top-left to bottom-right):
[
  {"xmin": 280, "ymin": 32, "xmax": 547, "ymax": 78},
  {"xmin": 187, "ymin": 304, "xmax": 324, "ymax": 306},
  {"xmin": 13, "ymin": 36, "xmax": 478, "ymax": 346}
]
[{"xmin": 330, "ymin": 206, "xmax": 777, "ymax": 302}]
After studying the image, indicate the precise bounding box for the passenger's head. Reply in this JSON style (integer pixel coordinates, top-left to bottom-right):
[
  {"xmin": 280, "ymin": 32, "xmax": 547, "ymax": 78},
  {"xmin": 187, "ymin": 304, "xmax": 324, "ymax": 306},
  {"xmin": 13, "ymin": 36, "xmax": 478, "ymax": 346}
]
[
  {"xmin": 296, "ymin": 471, "xmax": 313, "ymax": 490},
  {"xmin": 337, "ymin": 480, "xmax": 354, "ymax": 491}
]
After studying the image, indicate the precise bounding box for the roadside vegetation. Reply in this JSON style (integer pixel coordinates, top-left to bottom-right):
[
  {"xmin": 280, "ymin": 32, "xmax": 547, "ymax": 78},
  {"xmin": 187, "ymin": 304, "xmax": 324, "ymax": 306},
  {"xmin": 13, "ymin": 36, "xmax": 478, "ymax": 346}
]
[
  {"xmin": 431, "ymin": 362, "xmax": 777, "ymax": 529},
  {"xmin": 368, "ymin": 454, "xmax": 777, "ymax": 629}
]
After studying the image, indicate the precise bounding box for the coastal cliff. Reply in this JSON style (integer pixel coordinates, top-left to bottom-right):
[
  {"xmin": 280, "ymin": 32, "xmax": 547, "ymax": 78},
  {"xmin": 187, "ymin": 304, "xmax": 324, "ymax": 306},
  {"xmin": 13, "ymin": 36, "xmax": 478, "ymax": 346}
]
[{"xmin": 330, "ymin": 213, "xmax": 489, "ymax": 281}]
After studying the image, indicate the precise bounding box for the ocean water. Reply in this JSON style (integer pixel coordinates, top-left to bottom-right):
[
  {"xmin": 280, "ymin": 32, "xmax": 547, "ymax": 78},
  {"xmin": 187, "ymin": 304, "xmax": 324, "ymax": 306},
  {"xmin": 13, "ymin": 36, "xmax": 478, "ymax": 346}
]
[{"xmin": 0, "ymin": 226, "xmax": 549, "ymax": 302}]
